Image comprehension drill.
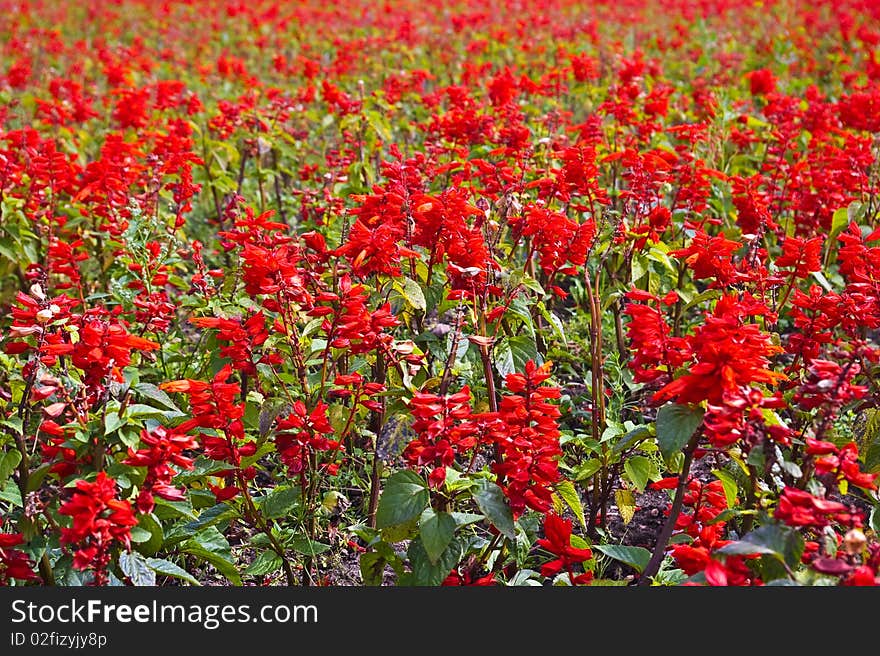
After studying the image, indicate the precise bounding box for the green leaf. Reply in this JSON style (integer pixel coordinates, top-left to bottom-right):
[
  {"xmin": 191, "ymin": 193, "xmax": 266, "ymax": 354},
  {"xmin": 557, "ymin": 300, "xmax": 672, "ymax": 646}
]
[
  {"xmin": 260, "ymin": 486, "xmax": 300, "ymax": 519},
  {"xmin": 536, "ymin": 301, "xmax": 566, "ymax": 343},
  {"xmin": 118, "ymin": 551, "xmax": 156, "ymax": 586},
  {"xmin": 399, "ymin": 277, "xmax": 426, "ymax": 312},
  {"xmin": 289, "ymin": 537, "xmax": 331, "ymax": 556},
  {"xmin": 133, "ymin": 513, "xmax": 164, "ymax": 556},
  {"xmin": 718, "ymin": 522, "xmax": 804, "ymax": 569},
  {"xmin": 380, "ymin": 516, "xmax": 419, "ymax": 542},
  {"xmin": 25, "ymin": 463, "xmax": 52, "ymax": 493},
  {"xmin": 506, "ymin": 296, "xmax": 535, "ymax": 337},
  {"xmin": 375, "ymin": 471, "xmax": 429, "ymax": 529},
  {"xmin": 811, "ymin": 270, "xmax": 833, "ymax": 293},
  {"xmin": 0, "ymin": 417, "xmax": 22, "ymax": 435},
  {"xmin": 449, "ymin": 512, "xmax": 484, "ymax": 528},
  {"xmin": 0, "ymin": 479, "xmax": 22, "ymax": 506},
  {"xmin": 615, "ymin": 488, "xmax": 636, "ymax": 525},
  {"xmin": 572, "ymin": 458, "xmax": 602, "ymax": 481},
  {"xmin": 712, "ymin": 469, "xmax": 738, "ymax": 508},
  {"xmin": 359, "ymin": 551, "xmax": 386, "ymax": 586},
  {"xmin": 612, "ymin": 425, "xmax": 652, "ymax": 454},
  {"xmin": 182, "ymin": 503, "xmax": 237, "ymax": 535},
  {"xmin": 0, "ymin": 450, "xmax": 22, "ymax": 485},
  {"xmin": 862, "ymin": 409, "xmax": 880, "ymax": 473},
  {"xmin": 594, "ymin": 545, "xmax": 651, "ymax": 573},
  {"xmin": 183, "ymin": 526, "xmax": 241, "ymax": 585},
  {"xmin": 472, "ymin": 479, "xmax": 515, "ymax": 539},
  {"xmin": 364, "ymin": 109, "xmax": 393, "ymax": 141},
  {"xmin": 145, "ymin": 558, "xmax": 200, "ymax": 586},
  {"xmin": 494, "ymin": 335, "xmax": 539, "ymax": 379},
  {"xmin": 655, "ymin": 403, "xmax": 704, "ymax": 461},
  {"xmin": 134, "ymin": 383, "xmax": 181, "ymax": 412},
  {"xmin": 624, "ymin": 456, "xmax": 658, "ymax": 493},
  {"xmin": 182, "ymin": 543, "xmax": 241, "ymax": 585},
  {"xmin": 244, "ymin": 551, "xmax": 283, "ymax": 576},
  {"xmin": 555, "ymin": 480, "xmax": 585, "ymax": 529},
  {"xmin": 408, "ymin": 537, "xmax": 463, "ymax": 586},
  {"xmin": 104, "ymin": 411, "xmax": 125, "ymax": 436},
  {"xmin": 419, "ymin": 509, "xmax": 456, "ymax": 564},
  {"xmin": 830, "ymin": 202, "xmax": 859, "ymax": 240}
]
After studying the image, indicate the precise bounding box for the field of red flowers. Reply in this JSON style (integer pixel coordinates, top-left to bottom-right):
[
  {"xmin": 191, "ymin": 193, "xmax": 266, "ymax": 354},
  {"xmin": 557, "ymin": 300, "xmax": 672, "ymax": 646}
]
[{"xmin": 1, "ymin": 0, "xmax": 879, "ymax": 587}]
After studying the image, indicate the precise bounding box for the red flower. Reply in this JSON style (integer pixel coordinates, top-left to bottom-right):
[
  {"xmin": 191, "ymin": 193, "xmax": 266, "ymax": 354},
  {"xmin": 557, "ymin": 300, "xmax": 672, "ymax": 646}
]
[
  {"xmin": 0, "ymin": 521, "xmax": 39, "ymax": 585},
  {"xmin": 655, "ymin": 295, "xmax": 786, "ymax": 406},
  {"xmin": 489, "ymin": 360, "xmax": 563, "ymax": 514},
  {"xmin": 537, "ymin": 513, "xmax": 593, "ymax": 585},
  {"xmin": 403, "ymin": 386, "xmax": 477, "ymax": 487},
  {"xmin": 190, "ymin": 312, "xmax": 270, "ymax": 375},
  {"xmin": 161, "ymin": 365, "xmax": 253, "ymax": 500},
  {"xmin": 747, "ymin": 68, "xmax": 777, "ymax": 96},
  {"xmin": 442, "ymin": 570, "xmax": 496, "ymax": 586},
  {"xmin": 275, "ymin": 401, "xmax": 339, "ymax": 475},
  {"xmin": 123, "ymin": 426, "xmax": 197, "ymax": 514},
  {"xmin": 774, "ymin": 487, "xmax": 860, "ymax": 528},
  {"xmin": 59, "ymin": 472, "xmax": 137, "ymax": 586},
  {"xmin": 624, "ymin": 289, "xmax": 691, "ymax": 384},
  {"xmin": 776, "ymin": 236, "xmax": 824, "ymax": 279}
]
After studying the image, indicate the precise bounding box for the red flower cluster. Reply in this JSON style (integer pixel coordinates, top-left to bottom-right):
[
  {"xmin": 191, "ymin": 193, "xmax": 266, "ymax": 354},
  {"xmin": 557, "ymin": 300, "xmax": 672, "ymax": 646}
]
[
  {"xmin": 537, "ymin": 513, "xmax": 593, "ymax": 585},
  {"xmin": 655, "ymin": 295, "xmax": 786, "ymax": 406},
  {"xmin": 123, "ymin": 426, "xmax": 197, "ymax": 514},
  {"xmin": 806, "ymin": 439, "xmax": 877, "ymax": 491},
  {"xmin": 490, "ymin": 360, "xmax": 562, "ymax": 514},
  {"xmin": 59, "ymin": 472, "xmax": 137, "ymax": 585},
  {"xmin": 190, "ymin": 313, "xmax": 273, "ymax": 375},
  {"xmin": 774, "ymin": 487, "xmax": 860, "ymax": 528},
  {"xmin": 656, "ymin": 477, "xmax": 760, "ymax": 586},
  {"xmin": 275, "ymin": 401, "xmax": 339, "ymax": 475},
  {"xmin": 310, "ymin": 275, "xmax": 400, "ymax": 356},
  {"xmin": 161, "ymin": 365, "xmax": 254, "ymax": 501},
  {"xmin": 0, "ymin": 522, "xmax": 39, "ymax": 585},
  {"xmin": 623, "ymin": 288, "xmax": 691, "ymax": 384},
  {"xmin": 403, "ymin": 386, "xmax": 478, "ymax": 488}
]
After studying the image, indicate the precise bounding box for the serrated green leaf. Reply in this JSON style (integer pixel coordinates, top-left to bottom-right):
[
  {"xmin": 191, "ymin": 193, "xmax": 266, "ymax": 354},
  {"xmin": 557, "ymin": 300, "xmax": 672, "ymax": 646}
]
[
  {"xmin": 624, "ymin": 456, "xmax": 658, "ymax": 493},
  {"xmin": 612, "ymin": 425, "xmax": 652, "ymax": 454},
  {"xmin": 712, "ymin": 469, "xmax": 739, "ymax": 508},
  {"xmin": 0, "ymin": 450, "xmax": 22, "ymax": 485},
  {"xmin": 146, "ymin": 558, "xmax": 200, "ymax": 585},
  {"xmin": 134, "ymin": 383, "xmax": 182, "ymax": 412},
  {"xmin": 408, "ymin": 537, "xmax": 463, "ymax": 586},
  {"xmin": 419, "ymin": 508, "xmax": 456, "ymax": 564},
  {"xmin": 594, "ymin": 544, "xmax": 651, "ymax": 573},
  {"xmin": 104, "ymin": 411, "xmax": 125, "ymax": 436},
  {"xmin": 449, "ymin": 512, "xmax": 484, "ymax": 527},
  {"xmin": 260, "ymin": 486, "xmax": 300, "ymax": 519},
  {"xmin": 376, "ymin": 471, "xmax": 429, "ymax": 529},
  {"xmin": 289, "ymin": 537, "xmax": 331, "ymax": 556},
  {"xmin": 0, "ymin": 479, "xmax": 22, "ymax": 506},
  {"xmin": 494, "ymin": 335, "xmax": 539, "ymax": 379},
  {"xmin": 718, "ymin": 522, "xmax": 803, "ymax": 569},
  {"xmin": 472, "ymin": 479, "xmax": 515, "ymax": 539},
  {"xmin": 244, "ymin": 551, "xmax": 283, "ymax": 576},
  {"xmin": 119, "ymin": 551, "xmax": 156, "ymax": 586},
  {"xmin": 656, "ymin": 403, "xmax": 704, "ymax": 461},
  {"xmin": 555, "ymin": 480, "xmax": 585, "ymax": 529}
]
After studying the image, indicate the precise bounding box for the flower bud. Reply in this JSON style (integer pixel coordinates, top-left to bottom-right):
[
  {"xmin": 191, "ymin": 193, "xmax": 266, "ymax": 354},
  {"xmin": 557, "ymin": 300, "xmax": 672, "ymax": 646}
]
[{"xmin": 844, "ymin": 528, "xmax": 867, "ymax": 555}]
